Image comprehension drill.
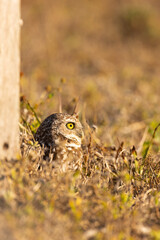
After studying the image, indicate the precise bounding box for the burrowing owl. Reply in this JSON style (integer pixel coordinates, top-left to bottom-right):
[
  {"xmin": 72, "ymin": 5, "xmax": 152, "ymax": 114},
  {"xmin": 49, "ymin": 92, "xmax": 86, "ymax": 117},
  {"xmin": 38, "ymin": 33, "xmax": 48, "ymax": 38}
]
[{"xmin": 34, "ymin": 113, "xmax": 84, "ymax": 171}]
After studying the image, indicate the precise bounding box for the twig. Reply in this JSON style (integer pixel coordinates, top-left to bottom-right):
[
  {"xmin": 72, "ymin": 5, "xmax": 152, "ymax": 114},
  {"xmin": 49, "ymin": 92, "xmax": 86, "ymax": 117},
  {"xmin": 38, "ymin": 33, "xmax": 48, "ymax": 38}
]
[
  {"xmin": 26, "ymin": 100, "xmax": 41, "ymax": 124},
  {"xmin": 143, "ymin": 123, "xmax": 160, "ymax": 159}
]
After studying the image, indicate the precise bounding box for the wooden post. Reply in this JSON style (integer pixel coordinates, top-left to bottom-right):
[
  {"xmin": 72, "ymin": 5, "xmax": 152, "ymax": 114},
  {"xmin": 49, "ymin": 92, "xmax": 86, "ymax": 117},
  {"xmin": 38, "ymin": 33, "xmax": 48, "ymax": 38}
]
[{"xmin": 0, "ymin": 0, "xmax": 20, "ymax": 159}]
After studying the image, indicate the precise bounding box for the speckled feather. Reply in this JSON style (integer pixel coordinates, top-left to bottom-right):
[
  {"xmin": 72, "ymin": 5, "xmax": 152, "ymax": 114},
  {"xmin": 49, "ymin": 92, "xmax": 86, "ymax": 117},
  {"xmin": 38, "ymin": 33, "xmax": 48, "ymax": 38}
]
[{"xmin": 34, "ymin": 113, "xmax": 84, "ymax": 171}]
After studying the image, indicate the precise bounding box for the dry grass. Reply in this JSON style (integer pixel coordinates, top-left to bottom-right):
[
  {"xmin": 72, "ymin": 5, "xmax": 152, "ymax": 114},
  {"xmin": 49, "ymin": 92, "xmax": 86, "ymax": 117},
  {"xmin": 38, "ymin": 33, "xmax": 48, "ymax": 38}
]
[
  {"xmin": 1, "ymin": 0, "xmax": 160, "ymax": 239},
  {"xmin": 1, "ymin": 104, "xmax": 160, "ymax": 240}
]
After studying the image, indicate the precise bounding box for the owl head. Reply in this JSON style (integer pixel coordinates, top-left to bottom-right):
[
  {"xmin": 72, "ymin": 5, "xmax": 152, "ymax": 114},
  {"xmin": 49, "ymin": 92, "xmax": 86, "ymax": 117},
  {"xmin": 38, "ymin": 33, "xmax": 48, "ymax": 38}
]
[
  {"xmin": 54, "ymin": 113, "xmax": 84, "ymax": 148},
  {"xmin": 35, "ymin": 112, "xmax": 84, "ymax": 150}
]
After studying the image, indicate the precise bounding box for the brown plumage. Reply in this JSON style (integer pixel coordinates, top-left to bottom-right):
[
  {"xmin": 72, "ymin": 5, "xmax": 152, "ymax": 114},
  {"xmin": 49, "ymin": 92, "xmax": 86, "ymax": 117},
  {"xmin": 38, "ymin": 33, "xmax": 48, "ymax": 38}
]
[{"xmin": 34, "ymin": 113, "xmax": 84, "ymax": 171}]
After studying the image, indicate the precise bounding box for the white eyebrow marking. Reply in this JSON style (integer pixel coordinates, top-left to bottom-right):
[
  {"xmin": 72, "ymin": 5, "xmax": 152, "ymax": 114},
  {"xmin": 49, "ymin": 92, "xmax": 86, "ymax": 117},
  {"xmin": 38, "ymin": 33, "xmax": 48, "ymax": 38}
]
[
  {"xmin": 67, "ymin": 134, "xmax": 82, "ymax": 144},
  {"xmin": 67, "ymin": 143, "xmax": 81, "ymax": 149}
]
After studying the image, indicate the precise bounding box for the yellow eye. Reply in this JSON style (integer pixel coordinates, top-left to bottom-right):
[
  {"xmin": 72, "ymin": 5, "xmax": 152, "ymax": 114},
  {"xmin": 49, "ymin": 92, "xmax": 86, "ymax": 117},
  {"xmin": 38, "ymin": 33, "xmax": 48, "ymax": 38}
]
[{"xmin": 66, "ymin": 122, "xmax": 75, "ymax": 130}]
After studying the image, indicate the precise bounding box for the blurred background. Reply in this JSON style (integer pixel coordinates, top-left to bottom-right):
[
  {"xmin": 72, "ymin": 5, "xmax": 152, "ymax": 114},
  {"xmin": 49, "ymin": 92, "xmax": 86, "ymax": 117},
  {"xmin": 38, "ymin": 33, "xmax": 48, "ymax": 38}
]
[{"xmin": 21, "ymin": 0, "xmax": 160, "ymax": 148}]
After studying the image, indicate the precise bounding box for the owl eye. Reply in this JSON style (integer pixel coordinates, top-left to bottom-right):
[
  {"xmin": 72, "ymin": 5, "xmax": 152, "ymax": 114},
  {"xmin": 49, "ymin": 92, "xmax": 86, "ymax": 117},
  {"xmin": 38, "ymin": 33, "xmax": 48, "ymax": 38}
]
[{"xmin": 66, "ymin": 122, "xmax": 75, "ymax": 130}]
